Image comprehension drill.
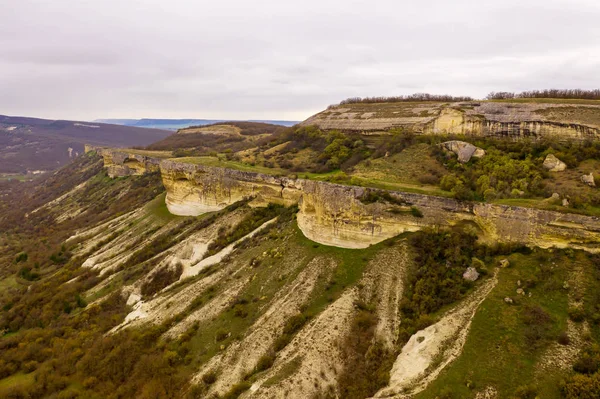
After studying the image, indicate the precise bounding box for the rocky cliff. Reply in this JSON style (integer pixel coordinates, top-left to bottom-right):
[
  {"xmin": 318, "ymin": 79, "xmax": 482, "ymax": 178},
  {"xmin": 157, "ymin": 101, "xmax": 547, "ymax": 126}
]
[
  {"xmin": 155, "ymin": 157, "xmax": 600, "ymax": 251},
  {"xmin": 303, "ymin": 102, "xmax": 600, "ymax": 141},
  {"xmin": 96, "ymin": 149, "xmax": 600, "ymax": 251},
  {"xmin": 91, "ymin": 147, "xmax": 162, "ymax": 177},
  {"xmin": 159, "ymin": 160, "xmax": 302, "ymax": 216}
]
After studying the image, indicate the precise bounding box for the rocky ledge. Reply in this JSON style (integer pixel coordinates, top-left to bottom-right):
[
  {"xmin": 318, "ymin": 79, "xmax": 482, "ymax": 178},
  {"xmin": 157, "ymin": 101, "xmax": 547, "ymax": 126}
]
[
  {"xmin": 95, "ymin": 148, "xmax": 600, "ymax": 251},
  {"xmin": 302, "ymin": 102, "xmax": 600, "ymax": 141},
  {"xmin": 87, "ymin": 146, "xmax": 161, "ymax": 178}
]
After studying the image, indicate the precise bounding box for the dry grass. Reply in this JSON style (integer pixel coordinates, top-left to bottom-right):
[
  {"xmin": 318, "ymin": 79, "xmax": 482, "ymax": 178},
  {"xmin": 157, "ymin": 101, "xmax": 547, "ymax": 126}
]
[
  {"xmin": 352, "ymin": 143, "xmax": 445, "ymax": 185},
  {"xmin": 178, "ymin": 125, "xmax": 241, "ymax": 135},
  {"xmin": 536, "ymin": 106, "xmax": 600, "ymax": 127}
]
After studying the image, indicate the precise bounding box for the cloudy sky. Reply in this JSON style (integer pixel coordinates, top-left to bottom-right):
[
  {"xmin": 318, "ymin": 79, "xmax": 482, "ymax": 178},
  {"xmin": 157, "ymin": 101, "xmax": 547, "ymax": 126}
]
[{"xmin": 2, "ymin": 0, "xmax": 600, "ymax": 121}]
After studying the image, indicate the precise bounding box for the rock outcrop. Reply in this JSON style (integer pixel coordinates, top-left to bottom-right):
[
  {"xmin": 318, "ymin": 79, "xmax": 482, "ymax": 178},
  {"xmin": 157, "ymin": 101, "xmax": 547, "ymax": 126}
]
[
  {"xmin": 159, "ymin": 160, "xmax": 302, "ymax": 216},
  {"xmin": 582, "ymin": 173, "xmax": 596, "ymax": 187},
  {"xmin": 440, "ymin": 141, "xmax": 486, "ymax": 163},
  {"xmin": 94, "ymin": 147, "xmax": 161, "ymax": 178},
  {"xmin": 543, "ymin": 154, "xmax": 567, "ymax": 172},
  {"xmin": 463, "ymin": 267, "xmax": 480, "ymax": 281},
  {"xmin": 96, "ymin": 149, "xmax": 600, "ymax": 252},
  {"xmin": 302, "ymin": 102, "xmax": 600, "ymax": 141}
]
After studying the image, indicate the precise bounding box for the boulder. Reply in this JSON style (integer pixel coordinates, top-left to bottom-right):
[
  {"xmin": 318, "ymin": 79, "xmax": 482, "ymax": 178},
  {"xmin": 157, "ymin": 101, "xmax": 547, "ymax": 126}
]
[
  {"xmin": 562, "ymin": 198, "xmax": 569, "ymax": 207},
  {"xmin": 542, "ymin": 154, "xmax": 567, "ymax": 172},
  {"xmin": 504, "ymin": 297, "xmax": 513, "ymax": 304},
  {"xmin": 499, "ymin": 259, "xmax": 510, "ymax": 268},
  {"xmin": 581, "ymin": 173, "xmax": 596, "ymax": 187},
  {"xmin": 463, "ymin": 267, "xmax": 480, "ymax": 282},
  {"xmin": 440, "ymin": 141, "xmax": 486, "ymax": 163}
]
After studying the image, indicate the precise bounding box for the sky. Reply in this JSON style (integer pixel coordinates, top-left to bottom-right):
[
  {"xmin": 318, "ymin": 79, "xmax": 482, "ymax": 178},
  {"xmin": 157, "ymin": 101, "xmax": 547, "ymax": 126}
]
[{"xmin": 2, "ymin": 0, "xmax": 600, "ymax": 121}]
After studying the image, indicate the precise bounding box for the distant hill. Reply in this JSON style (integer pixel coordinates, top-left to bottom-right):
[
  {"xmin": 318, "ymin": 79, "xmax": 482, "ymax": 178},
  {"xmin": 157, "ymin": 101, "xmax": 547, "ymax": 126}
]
[
  {"xmin": 95, "ymin": 118, "xmax": 299, "ymax": 131},
  {"xmin": 146, "ymin": 121, "xmax": 287, "ymax": 153},
  {"xmin": 0, "ymin": 115, "xmax": 171, "ymax": 174}
]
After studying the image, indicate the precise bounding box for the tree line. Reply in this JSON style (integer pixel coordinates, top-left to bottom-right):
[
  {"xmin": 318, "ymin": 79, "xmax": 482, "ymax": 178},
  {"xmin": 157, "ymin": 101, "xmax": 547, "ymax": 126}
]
[
  {"xmin": 334, "ymin": 93, "xmax": 474, "ymax": 106},
  {"xmin": 487, "ymin": 89, "xmax": 600, "ymax": 100}
]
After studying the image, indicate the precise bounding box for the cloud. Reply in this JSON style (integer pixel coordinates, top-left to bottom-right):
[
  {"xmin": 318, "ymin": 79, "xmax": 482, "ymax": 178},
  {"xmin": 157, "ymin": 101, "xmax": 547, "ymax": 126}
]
[{"xmin": 2, "ymin": 0, "xmax": 600, "ymax": 121}]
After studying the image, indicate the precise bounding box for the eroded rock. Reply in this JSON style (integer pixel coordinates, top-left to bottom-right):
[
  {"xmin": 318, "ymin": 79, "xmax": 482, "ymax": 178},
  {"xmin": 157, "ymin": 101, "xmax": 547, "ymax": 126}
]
[
  {"xmin": 581, "ymin": 172, "xmax": 596, "ymax": 187},
  {"xmin": 440, "ymin": 140, "xmax": 486, "ymax": 163},
  {"xmin": 543, "ymin": 154, "xmax": 567, "ymax": 172},
  {"xmin": 463, "ymin": 267, "xmax": 480, "ymax": 282}
]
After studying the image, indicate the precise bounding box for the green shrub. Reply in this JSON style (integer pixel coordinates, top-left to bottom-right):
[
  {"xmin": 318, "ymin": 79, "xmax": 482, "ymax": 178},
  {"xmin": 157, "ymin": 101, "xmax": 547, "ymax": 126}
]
[
  {"xmin": 569, "ymin": 306, "xmax": 587, "ymax": 322},
  {"xmin": 222, "ymin": 381, "xmax": 251, "ymax": 399},
  {"xmin": 410, "ymin": 206, "xmax": 423, "ymax": 218},
  {"xmin": 513, "ymin": 384, "xmax": 537, "ymax": 399},
  {"xmin": 561, "ymin": 372, "xmax": 600, "ymax": 399},
  {"xmin": 202, "ymin": 370, "xmax": 217, "ymax": 385},
  {"xmin": 255, "ymin": 352, "xmax": 276, "ymax": 372},
  {"xmin": 14, "ymin": 252, "xmax": 27, "ymax": 263}
]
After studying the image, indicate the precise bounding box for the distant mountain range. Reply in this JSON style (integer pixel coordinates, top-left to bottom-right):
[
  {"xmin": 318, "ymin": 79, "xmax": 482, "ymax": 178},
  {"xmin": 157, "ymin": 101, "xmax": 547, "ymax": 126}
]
[
  {"xmin": 0, "ymin": 115, "xmax": 171, "ymax": 174},
  {"xmin": 94, "ymin": 118, "xmax": 299, "ymax": 131}
]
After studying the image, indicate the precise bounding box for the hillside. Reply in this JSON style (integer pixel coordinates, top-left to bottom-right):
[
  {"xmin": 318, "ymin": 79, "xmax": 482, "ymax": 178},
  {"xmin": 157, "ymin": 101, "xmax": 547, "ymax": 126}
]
[
  {"xmin": 1, "ymin": 95, "xmax": 600, "ymax": 399},
  {"xmin": 97, "ymin": 118, "xmax": 299, "ymax": 131},
  {"xmin": 0, "ymin": 115, "xmax": 171, "ymax": 175},
  {"xmin": 0, "ymin": 144, "xmax": 598, "ymax": 399},
  {"xmin": 145, "ymin": 121, "xmax": 288, "ymax": 155}
]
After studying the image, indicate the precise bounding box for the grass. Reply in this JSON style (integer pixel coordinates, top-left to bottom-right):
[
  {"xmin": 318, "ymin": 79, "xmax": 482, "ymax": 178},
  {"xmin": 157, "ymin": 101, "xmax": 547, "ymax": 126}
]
[
  {"xmin": 0, "ymin": 275, "xmax": 18, "ymax": 292},
  {"xmin": 0, "ymin": 174, "xmax": 36, "ymax": 182},
  {"xmin": 493, "ymin": 198, "xmax": 600, "ymax": 217},
  {"xmin": 174, "ymin": 156, "xmax": 288, "ymax": 176},
  {"xmin": 488, "ymin": 98, "xmax": 600, "ymax": 105},
  {"xmin": 147, "ymin": 192, "xmax": 181, "ymax": 222},
  {"xmin": 185, "ymin": 226, "xmax": 306, "ymax": 368},
  {"xmin": 181, "ymin": 218, "xmax": 389, "ymax": 378},
  {"xmin": 174, "ymin": 153, "xmax": 452, "ymax": 198},
  {"xmin": 416, "ymin": 250, "xmax": 583, "ymax": 399},
  {"xmin": 115, "ymin": 148, "xmax": 173, "ymax": 158},
  {"xmin": 262, "ymin": 356, "xmax": 303, "ymax": 387}
]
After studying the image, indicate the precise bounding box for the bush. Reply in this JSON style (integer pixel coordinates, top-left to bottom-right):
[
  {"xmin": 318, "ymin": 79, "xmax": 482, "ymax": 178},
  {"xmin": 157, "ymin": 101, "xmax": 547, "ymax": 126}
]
[
  {"xmin": 513, "ymin": 384, "xmax": 537, "ymax": 399},
  {"xmin": 222, "ymin": 382, "xmax": 251, "ymax": 399},
  {"xmin": 215, "ymin": 330, "xmax": 228, "ymax": 342},
  {"xmin": 410, "ymin": 206, "xmax": 423, "ymax": 218},
  {"xmin": 255, "ymin": 352, "xmax": 276, "ymax": 372},
  {"xmin": 558, "ymin": 331, "xmax": 571, "ymax": 346},
  {"xmin": 202, "ymin": 370, "xmax": 217, "ymax": 385},
  {"xmin": 562, "ymin": 372, "xmax": 600, "ymax": 399},
  {"xmin": 521, "ymin": 305, "xmax": 553, "ymax": 348},
  {"xmin": 140, "ymin": 263, "xmax": 183, "ymax": 299},
  {"xmin": 569, "ymin": 306, "xmax": 587, "ymax": 322}
]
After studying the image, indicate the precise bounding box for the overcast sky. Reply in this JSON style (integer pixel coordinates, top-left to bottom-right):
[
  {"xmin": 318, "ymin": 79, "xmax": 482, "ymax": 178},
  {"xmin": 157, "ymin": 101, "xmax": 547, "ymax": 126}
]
[{"xmin": 2, "ymin": 0, "xmax": 600, "ymax": 121}]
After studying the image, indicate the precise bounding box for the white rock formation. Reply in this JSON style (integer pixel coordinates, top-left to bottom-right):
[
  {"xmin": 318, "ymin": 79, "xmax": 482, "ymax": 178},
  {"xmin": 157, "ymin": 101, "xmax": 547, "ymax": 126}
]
[
  {"xmin": 440, "ymin": 141, "xmax": 486, "ymax": 163},
  {"xmin": 543, "ymin": 154, "xmax": 567, "ymax": 172}
]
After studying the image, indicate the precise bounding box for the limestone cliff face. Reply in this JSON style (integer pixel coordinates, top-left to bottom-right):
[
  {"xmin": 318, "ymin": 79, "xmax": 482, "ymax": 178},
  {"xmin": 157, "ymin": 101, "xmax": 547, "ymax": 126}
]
[
  {"xmin": 424, "ymin": 108, "xmax": 600, "ymax": 141},
  {"xmin": 96, "ymin": 148, "xmax": 161, "ymax": 178},
  {"xmin": 158, "ymin": 161, "xmax": 600, "ymax": 251},
  {"xmin": 159, "ymin": 161, "xmax": 302, "ymax": 216},
  {"xmin": 96, "ymin": 151, "xmax": 600, "ymax": 251},
  {"xmin": 303, "ymin": 102, "xmax": 600, "ymax": 141},
  {"xmin": 296, "ymin": 181, "xmax": 470, "ymax": 248}
]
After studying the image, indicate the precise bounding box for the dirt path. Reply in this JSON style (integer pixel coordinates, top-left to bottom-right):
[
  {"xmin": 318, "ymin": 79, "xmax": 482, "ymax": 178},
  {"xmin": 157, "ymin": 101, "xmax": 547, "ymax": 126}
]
[{"xmin": 375, "ymin": 269, "xmax": 499, "ymax": 398}]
